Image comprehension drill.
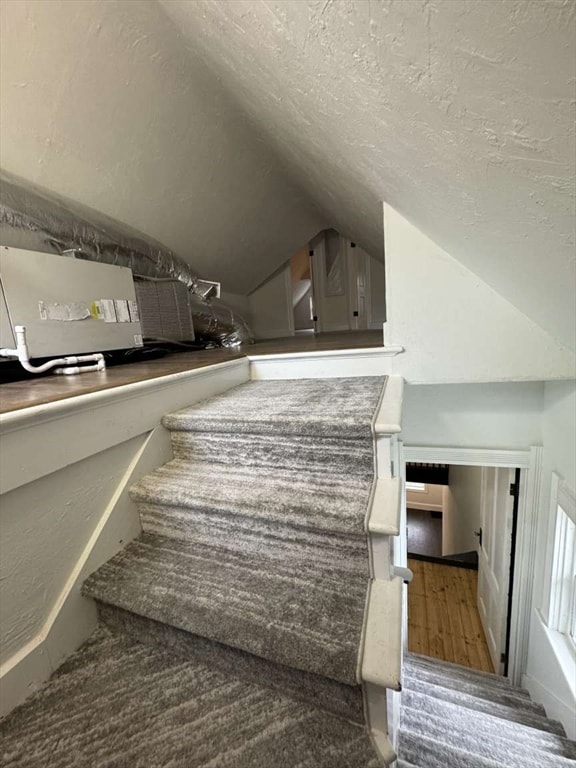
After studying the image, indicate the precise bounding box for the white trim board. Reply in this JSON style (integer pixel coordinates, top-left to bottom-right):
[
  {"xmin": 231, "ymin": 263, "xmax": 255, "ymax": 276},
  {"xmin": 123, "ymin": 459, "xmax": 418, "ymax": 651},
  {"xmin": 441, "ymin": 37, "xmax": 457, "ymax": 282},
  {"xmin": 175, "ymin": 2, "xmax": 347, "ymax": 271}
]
[
  {"xmin": 0, "ymin": 359, "xmax": 249, "ymax": 495},
  {"xmin": 248, "ymin": 346, "xmax": 403, "ymax": 379},
  {"xmin": 404, "ymin": 446, "xmax": 531, "ymax": 468},
  {"xmin": 403, "ymin": 445, "xmax": 541, "ymax": 687}
]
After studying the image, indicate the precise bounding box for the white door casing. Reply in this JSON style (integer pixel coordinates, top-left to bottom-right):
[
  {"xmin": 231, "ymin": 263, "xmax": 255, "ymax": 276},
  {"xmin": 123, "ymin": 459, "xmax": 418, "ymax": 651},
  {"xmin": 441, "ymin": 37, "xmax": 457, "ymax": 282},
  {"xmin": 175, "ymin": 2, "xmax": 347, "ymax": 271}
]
[
  {"xmin": 477, "ymin": 466, "xmax": 516, "ymax": 674},
  {"xmin": 347, "ymin": 244, "xmax": 368, "ymax": 331},
  {"xmin": 403, "ymin": 445, "xmax": 540, "ymax": 687}
]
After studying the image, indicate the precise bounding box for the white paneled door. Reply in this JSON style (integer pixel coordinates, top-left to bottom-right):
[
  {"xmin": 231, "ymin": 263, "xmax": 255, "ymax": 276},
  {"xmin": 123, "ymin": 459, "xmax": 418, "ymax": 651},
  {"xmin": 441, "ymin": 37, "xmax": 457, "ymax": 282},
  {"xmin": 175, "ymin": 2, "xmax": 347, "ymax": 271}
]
[{"xmin": 477, "ymin": 467, "xmax": 516, "ymax": 674}]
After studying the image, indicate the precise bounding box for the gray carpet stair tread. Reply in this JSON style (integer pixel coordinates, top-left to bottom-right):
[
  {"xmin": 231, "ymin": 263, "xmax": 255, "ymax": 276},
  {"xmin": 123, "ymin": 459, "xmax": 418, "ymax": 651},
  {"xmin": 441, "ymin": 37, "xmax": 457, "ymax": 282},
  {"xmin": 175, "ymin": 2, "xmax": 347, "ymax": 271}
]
[
  {"xmin": 401, "ymin": 704, "xmax": 576, "ymax": 764},
  {"xmin": 83, "ymin": 532, "xmax": 366, "ymax": 686},
  {"xmin": 402, "ymin": 664, "xmax": 545, "ymax": 715},
  {"xmin": 403, "ymin": 686, "xmax": 567, "ymax": 737},
  {"xmin": 0, "ymin": 628, "xmax": 380, "ymax": 768},
  {"xmin": 130, "ymin": 457, "xmax": 373, "ymax": 537},
  {"xmin": 97, "ymin": 603, "xmax": 366, "ymax": 724},
  {"xmin": 398, "ymin": 730, "xmax": 523, "ymax": 768},
  {"xmin": 162, "ymin": 377, "xmax": 387, "ymax": 438},
  {"xmin": 405, "ymin": 652, "xmax": 527, "ymax": 695}
]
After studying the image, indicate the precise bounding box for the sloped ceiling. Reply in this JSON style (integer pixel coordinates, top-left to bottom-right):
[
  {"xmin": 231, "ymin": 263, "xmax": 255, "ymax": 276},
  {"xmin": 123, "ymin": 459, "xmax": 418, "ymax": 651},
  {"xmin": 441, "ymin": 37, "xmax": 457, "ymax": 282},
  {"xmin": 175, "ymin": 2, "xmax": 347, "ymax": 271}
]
[
  {"xmin": 1, "ymin": 1, "xmax": 574, "ymax": 349},
  {"xmin": 0, "ymin": 0, "xmax": 325, "ymax": 295},
  {"xmin": 160, "ymin": 0, "xmax": 576, "ymax": 351}
]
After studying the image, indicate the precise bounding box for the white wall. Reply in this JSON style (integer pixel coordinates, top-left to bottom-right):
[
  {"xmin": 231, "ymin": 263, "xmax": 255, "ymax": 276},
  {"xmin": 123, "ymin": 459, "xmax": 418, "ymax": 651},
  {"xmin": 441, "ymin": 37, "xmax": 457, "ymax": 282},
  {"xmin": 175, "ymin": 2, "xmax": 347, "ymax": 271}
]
[
  {"xmin": 524, "ymin": 379, "xmax": 576, "ymax": 737},
  {"xmin": 248, "ymin": 264, "xmax": 293, "ymax": 339},
  {"xmin": 406, "ymin": 484, "xmax": 444, "ymax": 512},
  {"xmin": 219, "ymin": 292, "xmax": 252, "ymax": 327},
  {"xmin": 383, "ymin": 205, "xmax": 576, "ymax": 384},
  {"xmin": 0, "ymin": 0, "xmax": 324, "ymax": 294},
  {"xmin": 368, "ymin": 255, "xmax": 386, "ymax": 328},
  {"xmin": 444, "ymin": 467, "xmax": 483, "ymax": 556},
  {"xmin": 402, "ymin": 382, "xmax": 544, "ymax": 450}
]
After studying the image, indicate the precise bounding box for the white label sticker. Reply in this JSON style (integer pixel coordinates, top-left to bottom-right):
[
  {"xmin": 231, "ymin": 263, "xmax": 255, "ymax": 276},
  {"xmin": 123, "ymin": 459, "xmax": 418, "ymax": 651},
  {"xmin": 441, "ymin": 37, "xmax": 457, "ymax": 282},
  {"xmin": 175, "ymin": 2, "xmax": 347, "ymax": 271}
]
[
  {"xmin": 99, "ymin": 299, "xmax": 117, "ymax": 323},
  {"xmin": 128, "ymin": 300, "xmax": 140, "ymax": 323},
  {"xmin": 114, "ymin": 299, "xmax": 131, "ymax": 323},
  {"xmin": 134, "ymin": 334, "xmax": 143, "ymax": 347},
  {"xmin": 38, "ymin": 301, "xmax": 91, "ymax": 321}
]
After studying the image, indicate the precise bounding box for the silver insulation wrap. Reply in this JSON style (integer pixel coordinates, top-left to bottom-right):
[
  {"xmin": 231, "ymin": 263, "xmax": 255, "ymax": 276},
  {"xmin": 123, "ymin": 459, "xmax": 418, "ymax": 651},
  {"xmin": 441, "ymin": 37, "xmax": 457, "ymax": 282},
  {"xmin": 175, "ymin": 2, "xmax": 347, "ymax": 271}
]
[{"xmin": 0, "ymin": 172, "xmax": 253, "ymax": 347}]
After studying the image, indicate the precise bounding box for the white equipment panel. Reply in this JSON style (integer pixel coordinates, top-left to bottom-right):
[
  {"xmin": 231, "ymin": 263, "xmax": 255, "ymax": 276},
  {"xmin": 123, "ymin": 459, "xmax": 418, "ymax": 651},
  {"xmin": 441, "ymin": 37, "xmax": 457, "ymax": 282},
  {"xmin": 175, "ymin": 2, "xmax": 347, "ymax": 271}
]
[{"xmin": 0, "ymin": 246, "xmax": 144, "ymax": 358}]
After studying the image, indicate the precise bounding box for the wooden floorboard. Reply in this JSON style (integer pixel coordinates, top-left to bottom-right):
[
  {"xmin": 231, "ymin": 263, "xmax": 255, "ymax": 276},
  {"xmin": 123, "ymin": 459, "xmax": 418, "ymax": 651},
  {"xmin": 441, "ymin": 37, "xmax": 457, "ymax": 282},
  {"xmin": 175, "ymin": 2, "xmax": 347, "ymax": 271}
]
[
  {"xmin": 245, "ymin": 330, "xmax": 383, "ymax": 355},
  {"xmin": 407, "ymin": 557, "xmax": 494, "ymax": 674},
  {"xmin": 0, "ymin": 330, "xmax": 383, "ymax": 414}
]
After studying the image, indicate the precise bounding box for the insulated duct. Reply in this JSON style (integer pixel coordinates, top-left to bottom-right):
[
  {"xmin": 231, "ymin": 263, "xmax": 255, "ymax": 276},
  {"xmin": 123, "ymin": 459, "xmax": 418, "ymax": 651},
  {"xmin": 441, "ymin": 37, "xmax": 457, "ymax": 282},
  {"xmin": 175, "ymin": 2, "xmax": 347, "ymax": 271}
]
[{"xmin": 0, "ymin": 171, "xmax": 253, "ymax": 347}]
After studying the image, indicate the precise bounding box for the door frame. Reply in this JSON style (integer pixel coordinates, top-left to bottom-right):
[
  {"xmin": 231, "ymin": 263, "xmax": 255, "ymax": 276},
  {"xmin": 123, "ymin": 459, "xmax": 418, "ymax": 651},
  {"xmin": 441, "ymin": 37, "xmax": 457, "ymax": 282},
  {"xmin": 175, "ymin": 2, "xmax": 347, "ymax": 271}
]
[{"xmin": 403, "ymin": 445, "xmax": 542, "ymax": 686}]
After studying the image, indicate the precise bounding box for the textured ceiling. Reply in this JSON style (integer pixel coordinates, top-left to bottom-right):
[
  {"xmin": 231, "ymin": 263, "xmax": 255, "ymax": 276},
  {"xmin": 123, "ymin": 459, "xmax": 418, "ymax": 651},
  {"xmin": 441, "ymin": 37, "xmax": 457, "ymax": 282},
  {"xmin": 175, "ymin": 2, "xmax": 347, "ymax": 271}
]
[{"xmin": 160, "ymin": 0, "xmax": 576, "ymax": 350}]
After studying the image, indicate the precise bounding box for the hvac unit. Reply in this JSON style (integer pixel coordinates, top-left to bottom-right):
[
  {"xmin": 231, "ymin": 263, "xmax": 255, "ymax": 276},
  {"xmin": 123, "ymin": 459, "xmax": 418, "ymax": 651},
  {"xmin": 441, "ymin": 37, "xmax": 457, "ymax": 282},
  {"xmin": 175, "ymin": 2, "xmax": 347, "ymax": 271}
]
[{"xmin": 0, "ymin": 246, "xmax": 144, "ymax": 373}]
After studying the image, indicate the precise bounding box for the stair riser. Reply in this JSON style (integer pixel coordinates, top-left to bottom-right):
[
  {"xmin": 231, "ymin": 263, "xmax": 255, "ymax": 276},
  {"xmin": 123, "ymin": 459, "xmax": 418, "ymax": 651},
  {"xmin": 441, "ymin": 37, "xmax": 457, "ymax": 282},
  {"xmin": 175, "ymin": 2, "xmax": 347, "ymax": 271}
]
[
  {"xmin": 403, "ymin": 687, "xmax": 566, "ymax": 737},
  {"xmin": 96, "ymin": 602, "xmax": 366, "ymax": 724},
  {"xmin": 402, "ymin": 706, "xmax": 576, "ymax": 764},
  {"xmin": 404, "ymin": 675, "xmax": 548, "ymax": 721},
  {"xmin": 130, "ymin": 462, "xmax": 374, "ymax": 538},
  {"xmin": 402, "ymin": 668, "xmax": 544, "ymax": 714},
  {"xmin": 406, "ymin": 653, "xmax": 520, "ymax": 692},
  {"xmin": 399, "ymin": 730, "xmax": 541, "ymax": 768},
  {"xmin": 136, "ymin": 501, "xmax": 371, "ymax": 574},
  {"xmin": 170, "ymin": 431, "xmax": 375, "ymax": 476}
]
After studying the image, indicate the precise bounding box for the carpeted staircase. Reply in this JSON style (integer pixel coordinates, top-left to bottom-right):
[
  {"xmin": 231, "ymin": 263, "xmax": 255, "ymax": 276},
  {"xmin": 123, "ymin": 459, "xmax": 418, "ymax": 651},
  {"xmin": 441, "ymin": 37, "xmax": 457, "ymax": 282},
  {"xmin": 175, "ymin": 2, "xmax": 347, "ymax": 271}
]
[
  {"xmin": 397, "ymin": 653, "xmax": 576, "ymax": 768},
  {"xmin": 2, "ymin": 376, "xmax": 573, "ymax": 767},
  {"xmin": 0, "ymin": 377, "xmax": 391, "ymax": 767}
]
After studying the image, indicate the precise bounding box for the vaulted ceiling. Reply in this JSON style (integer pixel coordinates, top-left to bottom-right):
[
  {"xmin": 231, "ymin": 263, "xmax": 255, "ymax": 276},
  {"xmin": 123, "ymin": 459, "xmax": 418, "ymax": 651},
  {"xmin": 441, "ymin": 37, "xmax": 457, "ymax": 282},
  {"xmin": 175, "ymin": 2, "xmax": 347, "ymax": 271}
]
[
  {"xmin": 1, "ymin": 1, "xmax": 574, "ymax": 349},
  {"xmin": 160, "ymin": 0, "xmax": 576, "ymax": 350}
]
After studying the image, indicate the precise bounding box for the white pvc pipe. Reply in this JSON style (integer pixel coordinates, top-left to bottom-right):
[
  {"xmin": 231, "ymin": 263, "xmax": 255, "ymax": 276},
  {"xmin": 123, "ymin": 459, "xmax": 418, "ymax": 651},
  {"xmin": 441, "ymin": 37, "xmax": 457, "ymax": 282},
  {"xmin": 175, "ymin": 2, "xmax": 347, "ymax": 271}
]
[{"xmin": 0, "ymin": 326, "xmax": 106, "ymax": 375}]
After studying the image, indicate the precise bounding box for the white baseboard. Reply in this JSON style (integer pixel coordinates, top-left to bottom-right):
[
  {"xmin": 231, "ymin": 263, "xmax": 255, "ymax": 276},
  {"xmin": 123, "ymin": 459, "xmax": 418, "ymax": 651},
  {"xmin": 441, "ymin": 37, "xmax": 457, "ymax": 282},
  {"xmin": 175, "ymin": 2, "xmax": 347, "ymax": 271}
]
[
  {"xmin": 406, "ymin": 501, "xmax": 444, "ymax": 512},
  {"xmin": 523, "ymin": 672, "xmax": 576, "ymax": 739},
  {"xmin": 0, "ymin": 426, "xmax": 172, "ymax": 717}
]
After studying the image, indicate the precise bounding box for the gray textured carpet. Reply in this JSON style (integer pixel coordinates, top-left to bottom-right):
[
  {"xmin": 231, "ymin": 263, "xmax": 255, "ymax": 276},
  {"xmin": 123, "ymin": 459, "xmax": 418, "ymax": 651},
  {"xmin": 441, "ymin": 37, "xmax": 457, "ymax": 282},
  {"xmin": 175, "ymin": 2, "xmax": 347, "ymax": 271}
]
[
  {"xmin": 84, "ymin": 376, "xmax": 387, "ymax": 691},
  {"xmin": 3, "ymin": 377, "xmax": 388, "ymax": 767},
  {"xmin": 0, "ymin": 628, "xmax": 380, "ymax": 768},
  {"xmin": 83, "ymin": 531, "xmax": 367, "ymax": 684},
  {"xmin": 162, "ymin": 377, "xmax": 385, "ymax": 439},
  {"xmin": 398, "ymin": 654, "xmax": 576, "ymax": 767}
]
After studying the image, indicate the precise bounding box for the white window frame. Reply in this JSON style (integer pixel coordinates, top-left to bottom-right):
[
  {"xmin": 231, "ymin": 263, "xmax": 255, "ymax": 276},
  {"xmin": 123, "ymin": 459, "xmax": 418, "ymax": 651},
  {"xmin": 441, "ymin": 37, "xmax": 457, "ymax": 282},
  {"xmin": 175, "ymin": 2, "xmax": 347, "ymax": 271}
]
[{"xmin": 544, "ymin": 473, "xmax": 576, "ymax": 652}]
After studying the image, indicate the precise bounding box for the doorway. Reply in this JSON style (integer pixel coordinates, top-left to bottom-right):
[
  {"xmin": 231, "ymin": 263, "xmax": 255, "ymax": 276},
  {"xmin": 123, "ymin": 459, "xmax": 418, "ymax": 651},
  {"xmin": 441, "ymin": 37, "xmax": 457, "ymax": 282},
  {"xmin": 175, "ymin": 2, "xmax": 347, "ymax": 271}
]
[
  {"xmin": 290, "ymin": 248, "xmax": 315, "ymax": 334},
  {"xmin": 405, "ymin": 459, "xmax": 522, "ymax": 677}
]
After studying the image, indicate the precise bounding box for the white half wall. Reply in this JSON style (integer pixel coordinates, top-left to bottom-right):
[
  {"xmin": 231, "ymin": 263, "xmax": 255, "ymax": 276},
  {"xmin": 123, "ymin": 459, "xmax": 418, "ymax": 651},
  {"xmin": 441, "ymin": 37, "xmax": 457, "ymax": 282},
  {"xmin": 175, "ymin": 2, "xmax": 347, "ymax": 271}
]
[
  {"xmin": 0, "ymin": 358, "xmax": 249, "ymax": 716},
  {"xmin": 383, "ymin": 204, "xmax": 576, "ymax": 384}
]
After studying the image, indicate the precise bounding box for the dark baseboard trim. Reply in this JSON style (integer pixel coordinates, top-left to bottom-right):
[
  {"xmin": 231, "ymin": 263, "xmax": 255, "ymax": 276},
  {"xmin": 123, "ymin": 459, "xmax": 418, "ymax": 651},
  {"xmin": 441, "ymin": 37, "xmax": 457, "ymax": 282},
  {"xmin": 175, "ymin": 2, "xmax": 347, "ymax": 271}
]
[{"xmin": 407, "ymin": 551, "xmax": 479, "ymax": 571}]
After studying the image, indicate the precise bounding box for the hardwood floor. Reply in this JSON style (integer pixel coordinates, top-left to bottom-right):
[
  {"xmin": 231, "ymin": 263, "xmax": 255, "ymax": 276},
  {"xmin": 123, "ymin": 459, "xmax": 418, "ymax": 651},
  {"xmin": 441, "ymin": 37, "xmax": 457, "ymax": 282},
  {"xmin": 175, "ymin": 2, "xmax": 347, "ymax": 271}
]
[
  {"xmin": 407, "ymin": 557, "xmax": 494, "ymax": 674},
  {"xmin": 245, "ymin": 330, "xmax": 383, "ymax": 355},
  {"xmin": 0, "ymin": 330, "xmax": 383, "ymax": 414}
]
